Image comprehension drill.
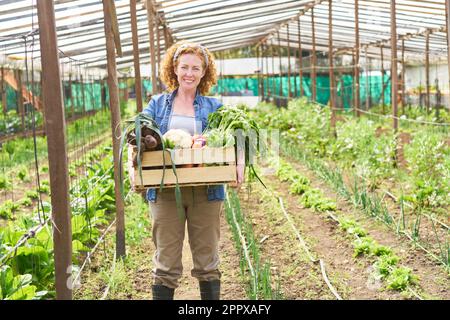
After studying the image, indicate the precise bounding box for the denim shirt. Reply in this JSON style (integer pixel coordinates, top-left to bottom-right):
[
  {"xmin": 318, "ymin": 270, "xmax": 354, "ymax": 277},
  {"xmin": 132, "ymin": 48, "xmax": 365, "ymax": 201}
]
[{"xmin": 142, "ymin": 89, "xmax": 225, "ymax": 202}]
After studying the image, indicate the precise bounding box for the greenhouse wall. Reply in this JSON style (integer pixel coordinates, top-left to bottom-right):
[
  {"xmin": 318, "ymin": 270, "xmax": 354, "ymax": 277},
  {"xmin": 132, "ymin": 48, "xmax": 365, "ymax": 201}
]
[{"xmin": 212, "ymin": 75, "xmax": 391, "ymax": 109}]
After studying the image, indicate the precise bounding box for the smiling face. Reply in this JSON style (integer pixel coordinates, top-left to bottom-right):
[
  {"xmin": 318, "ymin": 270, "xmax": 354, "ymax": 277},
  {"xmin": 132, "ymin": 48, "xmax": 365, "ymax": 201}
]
[{"xmin": 174, "ymin": 53, "xmax": 206, "ymax": 91}]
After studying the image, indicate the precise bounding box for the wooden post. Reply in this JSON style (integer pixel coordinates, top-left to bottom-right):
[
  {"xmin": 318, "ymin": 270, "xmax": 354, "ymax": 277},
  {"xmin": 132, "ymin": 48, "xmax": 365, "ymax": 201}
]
[
  {"xmin": 256, "ymin": 45, "xmax": 261, "ymax": 99},
  {"xmin": 265, "ymin": 42, "xmax": 270, "ymax": 98},
  {"xmin": 369, "ymin": 56, "xmax": 372, "ymax": 109},
  {"xmin": 311, "ymin": 8, "xmax": 317, "ymax": 102},
  {"xmin": 298, "ymin": 17, "xmax": 303, "ymax": 97},
  {"xmin": 80, "ymin": 74, "xmax": 87, "ymax": 115},
  {"xmin": 355, "ymin": 0, "xmax": 361, "ymax": 116},
  {"xmin": 287, "ymin": 24, "xmax": 291, "ymax": 98},
  {"xmin": 124, "ymin": 77, "xmax": 129, "ymax": 102},
  {"xmin": 100, "ymin": 79, "xmax": 105, "ymax": 110},
  {"xmin": 69, "ymin": 73, "xmax": 75, "ymax": 119},
  {"xmin": 365, "ymin": 47, "xmax": 369, "ymax": 111},
  {"xmin": 261, "ymin": 44, "xmax": 265, "ymax": 100},
  {"xmin": 260, "ymin": 44, "xmax": 264, "ymax": 99},
  {"xmin": 130, "ymin": 0, "xmax": 143, "ymax": 113},
  {"xmin": 271, "ymin": 41, "xmax": 276, "ymax": 98},
  {"xmin": 380, "ymin": 45, "xmax": 385, "ymax": 113},
  {"xmin": 102, "ymin": 0, "xmax": 126, "ymax": 259},
  {"xmin": 1, "ymin": 67, "xmax": 6, "ymax": 114},
  {"xmin": 425, "ymin": 30, "xmax": 431, "ymax": 113},
  {"xmin": 391, "ymin": 0, "xmax": 399, "ymax": 134},
  {"xmin": 401, "ymin": 38, "xmax": 406, "ymax": 114},
  {"xmin": 446, "ymin": 0, "xmax": 450, "ymax": 111},
  {"xmin": 163, "ymin": 25, "xmax": 169, "ymax": 50},
  {"xmin": 278, "ymin": 31, "xmax": 283, "ymax": 99},
  {"xmin": 16, "ymin": 69, "xmax": 26, "ymax": 133},
  {"xmin": 329, "ymin": 0, "xmax": 336, "ymax": 137},
  {"xmin": 156, "ymin": 15, "xmax": 161, "ymax": 92},
  {"xmin": 294, "ymin": 46, "xmax": 298, "ymax": 97},
  {"xmin": 146, "ymin": 0, "xmax": 157, "ymax": 95},
  {"xmin": 36, "ymin": 0, "xmax": 72, "ymax": 300}
]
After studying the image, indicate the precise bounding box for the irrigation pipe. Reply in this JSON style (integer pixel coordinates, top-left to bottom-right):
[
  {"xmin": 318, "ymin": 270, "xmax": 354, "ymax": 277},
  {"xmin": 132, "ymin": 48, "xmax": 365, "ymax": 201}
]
[
  {"xmin": 399, "ymin": 230, "xmax": 448, "ymax": 272},
  {"xmin": 228, "ymin": 200, "xmax": 258, "ymax": 300},
  {"xmin": 72, "ymin": 218, "xmax": 117, "ymax": 289},
  {"xmin": 277, "ymin": 197, "xmax": 315, "ymax": 262},
  {"xmin": 327, "ymin": 212, "xmax": 424, "ymax": 300},
  {"xmin": 353, "ymin": 107, "xmax": 450, "ymax": 126},
  {"xmin": 353, "ymin": 233, "xmax": 425, "ymax": 301},
  {"xmin": 0, "ymin": 160, "xmax": 117, "ymax": 269},
  {"xmin": 384, "ymin": 190, "xmax": 449, "ymax": 231},
  {"xmin": 0, "ymin": 217, "xmax": 51, "ymax": 267},
  {"xmin": 351, "ymin": 172, "xmax": 449, "ymax": 231},
  {"xmin": 344, "ymin": 176, "xmax": 447, "ymax": 268},
  {"xmin": 277, "ymin": 197, "xmax": 343, "ymax": 300},
  {"xmin": 100, "ymin": 249, "xmax": 117, "ymax": 300},
  {"xmin": 286, "ymin": 145, "xmax": 449, "ymax": 269},
  {"xmin": 295, "ymin": 99, "xmax": 450, "ymax": 127}
]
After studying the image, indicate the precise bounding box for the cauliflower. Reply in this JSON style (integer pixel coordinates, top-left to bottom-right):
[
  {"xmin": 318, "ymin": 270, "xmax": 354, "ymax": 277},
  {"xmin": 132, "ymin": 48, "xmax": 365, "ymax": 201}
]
[{"xmin": 163, "ymin": 129, "xmax": 192, "ymax": 149}]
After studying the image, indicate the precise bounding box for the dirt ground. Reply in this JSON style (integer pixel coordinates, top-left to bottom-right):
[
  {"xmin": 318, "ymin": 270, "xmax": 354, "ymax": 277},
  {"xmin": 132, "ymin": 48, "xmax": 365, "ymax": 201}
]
[{"xmin": 74, "ymin": 211, "xmax": 247, "ymax": 300}]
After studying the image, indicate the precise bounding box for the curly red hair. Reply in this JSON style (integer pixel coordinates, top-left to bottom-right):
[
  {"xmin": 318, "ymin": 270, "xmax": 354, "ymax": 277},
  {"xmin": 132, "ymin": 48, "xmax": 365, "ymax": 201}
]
[{"xmin": 159, "ymin": 41, "xmax": 218, "ymax": 95}]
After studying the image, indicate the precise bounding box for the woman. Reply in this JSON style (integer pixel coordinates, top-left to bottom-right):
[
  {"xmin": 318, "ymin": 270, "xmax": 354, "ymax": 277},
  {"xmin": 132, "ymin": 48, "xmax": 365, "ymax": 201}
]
[{"xmin": 141, "ymin": 41, "xmax": 243, "ymax": 300}]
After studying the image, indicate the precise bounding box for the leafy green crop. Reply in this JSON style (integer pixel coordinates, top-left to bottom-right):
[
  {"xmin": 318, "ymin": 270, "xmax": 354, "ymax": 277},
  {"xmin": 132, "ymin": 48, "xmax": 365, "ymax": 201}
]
[
  {"xmin": 386, "ymin": 267, "xmax": 418, "ymax": 291},
  {"xmin": 0, "ymin": 266, "xmax": 46, "ymax": 300},
  {"xmin": 289, "ymin": 179, "xmax": 310, "ymax": 195},
  {"xmin": 0, "ymin": 142, "xmax": 120, "ymax": 300},
  {"xmin": 17, "ymin": 166, "xmax": 30, "ymax": 182},
  {"xmin": 0, "ymin": 175, "xmax": 11, "ymax": 191},
  {"xmin": 18, "ymin": 198, "xmax": 32, "ymax": 207},
  {"xmin": 205, "ymin": 105, "xmax": 266, "ymax": 188},
  {"xmin": 338, "ymin": 218, "xmax": 367, "ymax": 237},
  {"xmin": 374, "ymin": 254, "xmax": 400, "ymax": 278},
  {"xmin": 299, "ymin": 189, "xmax": 337, "ymax": 212},
  {"xmin": 0, "ymin": 200, "xmax": 20, "ymax": 219},
  {"xmin": 205, "ymin": 128, "xmax": 235, "ymax": 147},
  {"xmin": 25, "ymin": 190, "xmax": 39, "ymax": 200}
]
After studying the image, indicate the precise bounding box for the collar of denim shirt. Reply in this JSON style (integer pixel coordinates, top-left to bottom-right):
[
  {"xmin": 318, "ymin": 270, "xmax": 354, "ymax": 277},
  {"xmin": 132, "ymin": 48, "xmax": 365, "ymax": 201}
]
[{"xmin": 166, "ymin": 88, "xmax": 202, "ymax": 106}]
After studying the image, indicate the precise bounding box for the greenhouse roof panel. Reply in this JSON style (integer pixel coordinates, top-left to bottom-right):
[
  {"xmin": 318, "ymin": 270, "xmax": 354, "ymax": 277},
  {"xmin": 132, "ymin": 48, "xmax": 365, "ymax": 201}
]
[{"xmin": 0, "ymin": 0, "xmax": 448, "ymax": 71}]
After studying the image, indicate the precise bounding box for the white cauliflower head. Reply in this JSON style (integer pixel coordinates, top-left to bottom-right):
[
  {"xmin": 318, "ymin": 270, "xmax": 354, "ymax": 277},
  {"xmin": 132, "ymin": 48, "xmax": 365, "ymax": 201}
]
[{"xmin": 163, "ymin": 129, "xmax": 192, "ymax": 149}]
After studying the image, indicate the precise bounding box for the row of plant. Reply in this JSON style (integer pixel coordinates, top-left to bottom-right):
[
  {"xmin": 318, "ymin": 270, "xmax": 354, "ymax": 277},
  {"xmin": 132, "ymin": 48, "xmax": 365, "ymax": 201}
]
[
  {"xmin": 224, "ymin": 189, "xmax": 281, "ymax": 300},
  {"xmin": 0, "ymin": 187, "xmax": 45, "ymax": 219},
  {"xmin": 269, "ymin": 157, "xmax": 421, "ymax": 296},
  {"xmin": 281, "ymin": 141, "xmax": 449, "ymax": 269},
  {"xmin": 0, "ymin": 110, "xmax": 44, "ymax": 137},
  {"xmin": 367, "ymin": 102, "xmax": 450, "ymax": 125},
  {"xmin": 0, "ymin": 109, "xmax": 111, "ymax": 172},
  {"xmin": 248, "ymin": 99, "xmax": 449, "ymax": 267},
  {"xmin": 246, "ymin": 164, "xmax": 345, "ymax": 299},
  {"xmin": 0, "ymin": 143, "xmax": 119, "ymax": 299},
  {"xmin": 251, "ymin": 99, "xmax": 449, "ymax": 212}
]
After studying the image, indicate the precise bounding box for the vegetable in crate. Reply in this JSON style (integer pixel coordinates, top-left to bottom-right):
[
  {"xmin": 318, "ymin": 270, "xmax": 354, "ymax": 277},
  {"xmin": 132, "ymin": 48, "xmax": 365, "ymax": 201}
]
[
  {"xmin": 125, "ymin": 117, "xmax": 163, "ymax": 167},
  {"xmin": 204, "ymin": 105, "xmax": 266, "ymax": 188},
  {"xmin": 192, "ymin": 134, "xmax": 206, "ymax": 148},
  {"xmin": 119, "ymin": 113, "xmax": 167, "ymax": 197},
  {"xmin": 163, "ymin": 129, "xmax": 193, "ymax": 149},
  {"xmin": 204, "ymin": 129, "xmax": 234, "ymax": 147}
]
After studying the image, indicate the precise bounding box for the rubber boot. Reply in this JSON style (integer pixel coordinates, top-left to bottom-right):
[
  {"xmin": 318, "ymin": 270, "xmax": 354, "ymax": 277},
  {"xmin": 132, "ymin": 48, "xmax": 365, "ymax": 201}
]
[
  {"xmin": 199, "ymin": 280, "xmax": 220, "ymax": 300},
  {"xmin": 152, "ymin": 284, "xmax": 175, "ymax": 300}
]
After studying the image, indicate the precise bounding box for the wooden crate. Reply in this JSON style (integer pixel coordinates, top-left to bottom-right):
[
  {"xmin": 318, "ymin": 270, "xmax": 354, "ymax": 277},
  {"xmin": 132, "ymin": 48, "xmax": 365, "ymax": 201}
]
[{"xmin": 132, "ymin": 147, "xmax": 237, "ymax": 189}]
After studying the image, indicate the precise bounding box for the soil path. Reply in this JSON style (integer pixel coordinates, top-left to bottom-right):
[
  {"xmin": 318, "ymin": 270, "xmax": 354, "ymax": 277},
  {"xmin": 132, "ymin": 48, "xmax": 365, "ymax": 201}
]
[
  {"xmin": 75, "ymin": 210, "xmax": 247, "ymax": 300},
  {"xmin": 283, "ymin": 155, "xmax": 450, "ymax": 299},
  {"xmin": 242, "ymin": 171, "xmax": 403, "ymax": 300},
  {"xmin": 175, "ymin": 214, "xmax": 247, "ymax": 300}
]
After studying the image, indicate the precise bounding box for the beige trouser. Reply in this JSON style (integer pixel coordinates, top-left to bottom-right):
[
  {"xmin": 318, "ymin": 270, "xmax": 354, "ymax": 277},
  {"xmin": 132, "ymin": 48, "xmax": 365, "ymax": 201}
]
[{"xmin": 149, "ymin": 186, "xmax": 223, "ymax": 289}]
